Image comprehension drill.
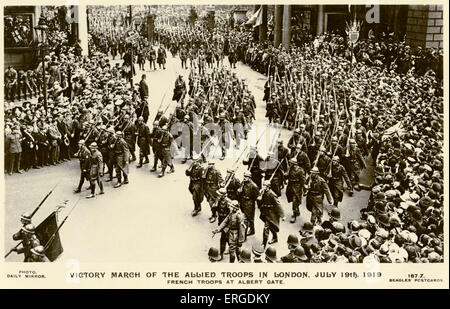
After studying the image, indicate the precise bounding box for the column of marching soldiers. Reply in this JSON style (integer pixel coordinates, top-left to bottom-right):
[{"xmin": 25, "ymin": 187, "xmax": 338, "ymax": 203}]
[{"xmin": 8, "ymin": 22, "xmax": 367, "ymax": 265}]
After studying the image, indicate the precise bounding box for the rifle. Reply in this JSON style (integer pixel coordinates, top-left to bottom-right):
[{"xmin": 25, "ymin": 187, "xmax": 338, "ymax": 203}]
[
  {"xmin": 30, "ymin": 180, "xmax": 62, "ymax": 217},
  {"xmin": 44, "ymin": 197, "xmax": 81, "ymax": 252}
]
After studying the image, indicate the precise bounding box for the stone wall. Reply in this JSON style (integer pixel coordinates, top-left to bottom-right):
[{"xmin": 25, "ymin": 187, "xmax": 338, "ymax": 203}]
[{"xmin": 406, "ymin": 4, "xmax": 443, "ymax": 48}]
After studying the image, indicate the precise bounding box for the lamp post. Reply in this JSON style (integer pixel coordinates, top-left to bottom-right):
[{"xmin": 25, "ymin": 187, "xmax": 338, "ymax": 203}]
[{"xmin": 34, "ymin": 17, "xmax": 49, "ymax": 112}]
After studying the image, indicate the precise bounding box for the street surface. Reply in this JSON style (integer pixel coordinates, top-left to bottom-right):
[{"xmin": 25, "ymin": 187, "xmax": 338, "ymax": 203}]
[{"xmin": 4, "ymin": 48, "xmax": 373, "ymax": 262}]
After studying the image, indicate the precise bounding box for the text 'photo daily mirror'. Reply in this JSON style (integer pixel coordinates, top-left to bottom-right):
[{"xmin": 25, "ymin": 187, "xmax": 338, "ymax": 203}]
[{"xmin": 1, "ymin": 0, "xmax": 448, "ymax": 290}]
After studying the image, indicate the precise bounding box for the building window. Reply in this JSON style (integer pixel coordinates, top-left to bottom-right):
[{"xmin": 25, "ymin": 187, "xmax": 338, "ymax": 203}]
[{"xmin": 4, "ymin": 14, "xmax": 34, "ymax": 48}]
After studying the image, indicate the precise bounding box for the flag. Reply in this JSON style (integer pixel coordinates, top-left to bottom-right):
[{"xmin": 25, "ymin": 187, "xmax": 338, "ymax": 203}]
[
  {"xmin": 245, "ymin": 7, "xmax": 261, "ymax": 26},
  {"xmin": 382, "ymin": 121, "xmax": 405, "ymax": 140},
  {"xmin": 35, "ymin": 211, "xmax": 63, "ymax": 262},
  {"xmin": 254, "ymin": 8, "xmax": 263, "ymax": 28}
]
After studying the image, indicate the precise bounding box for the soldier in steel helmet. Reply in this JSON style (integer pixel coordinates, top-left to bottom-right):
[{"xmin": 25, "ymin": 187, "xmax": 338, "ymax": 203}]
[
  {"xmin": 12, "ymin": 224, "xmax": 41, "ymax": 262},
  {"xmin": 329, "ymin": 156, "xmax": 352, "ymax": 207},
  {"xmin": 212, "ymin": 200, "xmax": 246, "ymax": 263},
  {"xmin": 257, "ymin": 180, "xmax": 285, "ymax": 247},
  {"xmin": 185, "ymin": 156, "xmax": 205, "ymax": 217},
  {"xmin": 86, "ymin": 142, "xmax": 104, "ymax": 198},
  {"xmin": 74, "ymin": 139, "xmax": 91, "ymax": 193},
  {"xmin": 306, "ymin": 167, "xmax": 333, "ymax": 225},
  {"xmin": 29, "ymin": 245, "xmax": 50, "ymax": 262}
]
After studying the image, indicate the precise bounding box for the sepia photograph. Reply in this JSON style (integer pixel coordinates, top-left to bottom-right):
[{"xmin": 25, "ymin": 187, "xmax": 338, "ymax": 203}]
[{"xmin": 2, "ymin": 0, "xmax": 446, "ymax": 275}]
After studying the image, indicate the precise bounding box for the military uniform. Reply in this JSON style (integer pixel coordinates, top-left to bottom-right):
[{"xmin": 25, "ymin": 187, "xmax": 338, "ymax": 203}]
[
  {"xmin": 88, "ymin": 147, "xmax": 104, "ymax": 196},
  {"xmin": 286, "ymin": 164, "xmax": 306, "ymax": 219},
  {"xmin": 136, "ymin": 122, "xmax": 151, "ymax": 167},
  {"xmin": 306, "ymin": 174, "xmax": 333, "ymax": 225},
  {"xmin": 112, "ymin": 136, "xmax": 130, "ymax": 186},
  {"xmin": 202, "ymin": 165, "xmax": 223, "ymax": 221},
  {"xmin": 158, "ymin": 128, "xmax": 175, "ymax": 177},
  {"xmin": 258, "ymin": 188, "xmax": 284, "ymax": 246},
  {"xmin": 122, "ymin": 121, "xmax": 136, "ymax": 161},
  {"xmin": 215, "ymin": 195, "xmax": 232, "ymax": 258},
  {"xmin": 75, "ymin": 144, "xmax": 91, "ymax": 193},
  {"xmin": 150, "ymin": 125, "xmax": 162, "ymax": 172},
  {"xmin": 329, "ymin": 162, "xmax": 351, "ymax": 206},
  {"xmin": 238, "ymin": 177, "xmax": 259, "ymax": 236},
  {"xmin": 243, "ymin": 152, "xmax": 264, "ymax": 188},
  {"xmin": 344, "ymin": 145, "xmax": 367, "ymax": 189},
  {"xmin": 185, "ymin": 160, "xmax": 204, "ymax": 214},
  {"xmin": 217, "ymin": 208, "xmax": 246, "ymax": 263},
  {"xmin": 263, "ymin": 158, "xmax": 284, "ymax": 197},
  {"xmin": 14, "ymin": 234, "xmax": 41, "ymax": 262}
]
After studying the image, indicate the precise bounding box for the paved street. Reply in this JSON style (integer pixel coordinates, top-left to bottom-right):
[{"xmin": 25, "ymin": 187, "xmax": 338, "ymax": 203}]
[{"xmin": 4, "ymin": 49, "xmax": 372, "ymax": 263}]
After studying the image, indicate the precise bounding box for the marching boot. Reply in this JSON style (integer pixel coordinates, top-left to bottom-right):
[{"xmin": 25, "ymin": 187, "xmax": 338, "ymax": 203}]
[
  {"xmin": 208, "ymin": 214, "xmax": 217, "ymax": 223},
  {"xmin": 123, "ymin": 175, "xmax": 129, "ymax": 184},
  {"xmin": 333, "ymin": 200, "xmax": 339, "ymax": 207},
  {"xmin": 98, "ymin": 181, "xmax": 104, "ymax": 195},
  {"xmin": 158, "ymin": 168, "xmax": 165, "ymax": 178},
  {"xmin": 86, "ymin": 184, "xmax": 95, "ymax": 199},
  {"xmin": 137, "ymin": 157, "xmax": 143, "ymax": 168},
  {"xmin": 131, "ymin": 153, "xmax": 136, "ymax": 162},
  {"xmin": 114, "ymin": 177, "xmax": 122, "ymax": 188},
  {"xmin": 150, "ymin": 159, "xmax": 157, "ymax": 172},
  {"xmin": 167, "ymin": 164, "xmax": 175, "ymax": 174},
  {"xmin": 269, "ymin": 233, "xmax": 278, "ymax": 245},
  {"xmin": 143, "ymin": 156, "xmax": 149, "ymax": 164},
  {"xmin": 229, "ymin": 254, "xmax": 236, "ymax": 263},
  {"xmin": 262, "ymin": 237, "xmax": 268, "ymax": 249}
]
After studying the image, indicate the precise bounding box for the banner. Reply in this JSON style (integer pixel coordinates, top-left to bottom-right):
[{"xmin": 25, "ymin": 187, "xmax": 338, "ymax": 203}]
[{"xmin": 35, "ymin": 211, "xmax": 64, "ymax": 262}]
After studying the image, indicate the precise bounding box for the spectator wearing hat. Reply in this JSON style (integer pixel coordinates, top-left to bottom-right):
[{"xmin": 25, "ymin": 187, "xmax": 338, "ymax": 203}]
[{"xmin": 5, "ymin": 126, "xmax": 23, "ymax": 175}]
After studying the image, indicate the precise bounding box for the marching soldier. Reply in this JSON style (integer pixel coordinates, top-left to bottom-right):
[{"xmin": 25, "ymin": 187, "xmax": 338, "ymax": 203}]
[
  {"xmin": 257, "ymin": 180, "xmax": 285, "ymax": 247},
  {"xmin": 103, "ymin": 128, "xmax": 116, "ymax": 182},
  {"xmin": 243, "ymin": 146, "xmax": 264, "ymax": 188},
  {"xmin": 276, "ymin": 140, "xmax": 290, "ymax": 173},
  {"xmin": 172, "ymin": 74, "xmax": 186, "ymax": 105},
  {"xmin": 158, "ymin": 125, "xmax": 175, "ymax": 177},
  {"xmin": 112, "ymin": 131, "xmax": 130, "ymax": 188},
  {"xmin": 286, "ymin": 158, "xmax": 306, "ymax": 223},
  {"xmin": 185, "ymin": 157, "xmax": 205, "ymax": 216},
  {"xmin": 316, "ymin": 146, "xmax": 332, "ymax": 178},
  {"xmin": 121, "ymin": 114, "xmax": 137, "ymax": 162},
  {"xmin": 344, "ymin": 139, "xmax": 367, "ymax": 191},
  {"xmin": 306, "ymin": 167, "xmax": 333, "ymax": 225},
  {"xmin": 74, "ymin": 140, "xmax": 91, "ymax": 193},
  {"xmin": 287, "ymin": 128, "xmax": 302, "ymax": 152},
  {"xmin": 328, "ymin": 156, "xmax": 352, "ymax": 207},
  {"xmin": 224, "ymin": 169, "xmax": 241, "ymax": 201},
  {"xmin": 136, "ymin": 116, "xmax": 151, "ymax": 168},
  {"xmin": 181, "ymin": 115, "xmax": 194, "ymax": 164},
  {"xmin": 150, "ymin": 121, "xmax": 162, "ymax": 172},
  {"xmin": 236, "ymin": 171, "xmax": 260, "ymax": 238},
  {"xmin": 263, "ymin": 152, "xmax": 284, "ymax": 197},
  {"xmin": 213, "ymin": 200, "xmax": 246, "ymax": 263},
  {"xmin": 213, "ymin": 188, "xmax": 232, "ymax": 260},
  {"xmin": 86, "ymin": 142, "xmax": 104, "ymax": 199},
  {"xmin": 29, "ymin": 245, "xmax": 50, "ymax": 262},
  {"xmin": 11, "ymin": 224, "xmax": 41, "ymax": 262},
  {"xmin": 202, "ymin": 161, "xmax": 223, "ymax": 223},
  {"xmin": 294, "ymin": 143, "xmax": 311, "ymax": 173}
]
